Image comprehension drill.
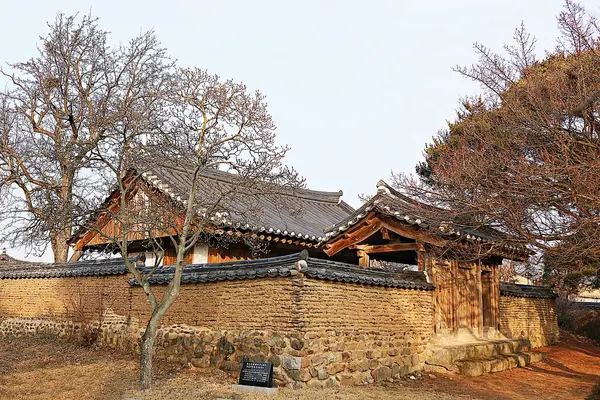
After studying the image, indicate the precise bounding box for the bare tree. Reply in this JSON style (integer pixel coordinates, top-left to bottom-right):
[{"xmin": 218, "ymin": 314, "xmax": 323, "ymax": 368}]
[
  {"xmin": 395, "ymin": 1, "xmax": 600, "ymax": 289},
  {"xmin": 86, "ymin": 67, "xmax": 301, "ymax": 390},
  {"xmin": 0, "ymin": 13, "xmax": 171, "ymax": 261}
]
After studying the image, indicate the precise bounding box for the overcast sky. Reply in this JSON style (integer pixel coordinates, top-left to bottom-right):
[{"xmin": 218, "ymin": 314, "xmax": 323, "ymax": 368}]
[{"xmin": 1, "ymin": 0, "xmax": 596, "ymax": 260}]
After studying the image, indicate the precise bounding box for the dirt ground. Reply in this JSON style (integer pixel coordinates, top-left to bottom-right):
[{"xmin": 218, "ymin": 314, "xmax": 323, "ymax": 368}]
[{"xmin": 0, "ymin": 331, "xmax": 598, "ymax": 400}]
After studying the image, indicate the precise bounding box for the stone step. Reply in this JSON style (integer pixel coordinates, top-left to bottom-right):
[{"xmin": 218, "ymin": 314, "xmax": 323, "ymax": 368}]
[
  {"xmin": 426, "ymin": 339, "xmax": 532, "ymax": 371},
  {"xmin": 456, "ymin": 351, "xmax": 547, "ymax": 377}
]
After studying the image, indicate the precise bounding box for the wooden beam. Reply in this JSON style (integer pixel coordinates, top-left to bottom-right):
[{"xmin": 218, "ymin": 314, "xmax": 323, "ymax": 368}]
[
  {"xmin": 451, "ymin": 260, "xmax": 458, "ymax": 332},
  {"xmin": 476, "ymin": 261, "xmax": 483, "ymax": 335},
  {"xmin": 380, "ymin": 227, "xmax": 390, "ymax": 240},
  {"xmin": 493, "ymin": 265, "xmax": 500, "ymax": 329},
  {"xmin": 323, "ymin": 217, "xmax": 383, "ymax": 256},
  {"xmin": 358, "ymin": 250, "xmax": 370, "ymax": 267},
  {"xmin": 379, "ymin": 216, "xmax": 447, "ymax": 247},
  {"xmin": 416, "ymin": 241, "xmax": 425, "ymax": 272},
  {"xmin": 350, "ymin": 242, "xmax": 418, "ymax": 254},
  {"xmin": 323, "ymin": 212, "xmax": 447, "ymax": 257}
]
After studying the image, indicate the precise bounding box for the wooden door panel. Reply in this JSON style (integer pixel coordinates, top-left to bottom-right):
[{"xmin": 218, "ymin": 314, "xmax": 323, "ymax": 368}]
[
  {"xmin": 433, "ymin": 261, "xmax": 454, "ymax": 331},
  {"xmin": 208, "ymin": 244, "xmax": 253, "ymax": 264},
  {"xmin": 163, "ymin": 247, "xmax": 193, "ymax": 265},
  {"xmin": 456, "ymin": 266, "xmax": 478, "ymax": 329}
]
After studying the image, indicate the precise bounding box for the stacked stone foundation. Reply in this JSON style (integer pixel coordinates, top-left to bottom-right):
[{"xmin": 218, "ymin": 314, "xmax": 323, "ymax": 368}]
[{"xmin": 0, "ymin": 316, "xmax": 429, "ymax": 387}]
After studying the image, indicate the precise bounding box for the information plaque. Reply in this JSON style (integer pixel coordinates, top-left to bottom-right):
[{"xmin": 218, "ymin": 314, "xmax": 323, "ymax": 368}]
[{"xmin": 238, "ymin": 361, "xmax": 274, "ymax": 388}]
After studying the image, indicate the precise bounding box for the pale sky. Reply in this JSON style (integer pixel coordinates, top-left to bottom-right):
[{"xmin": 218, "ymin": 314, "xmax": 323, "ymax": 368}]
[{"xmin": 0, "ymin": 0, "xmax": 595, "ymax": 261}]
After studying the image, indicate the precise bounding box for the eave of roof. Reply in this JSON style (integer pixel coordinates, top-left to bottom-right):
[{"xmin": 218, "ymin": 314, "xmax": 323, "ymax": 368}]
[
  {"xmin": 0, "ymin": 258, "xmax": 130, "ymax": 279},
  {"xmin": 320, "ymin": 180, "xmax": 528, "ymax": 257},
  {"xmin": 133, "ymin": 252, "xmax": 433, "ymax": 290}
]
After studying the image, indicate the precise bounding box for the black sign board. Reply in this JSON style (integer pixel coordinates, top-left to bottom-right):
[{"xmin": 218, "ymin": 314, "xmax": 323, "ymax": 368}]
[{"xmin": 238, "ymin": 361, "xmax": 273, "ymax": 388}]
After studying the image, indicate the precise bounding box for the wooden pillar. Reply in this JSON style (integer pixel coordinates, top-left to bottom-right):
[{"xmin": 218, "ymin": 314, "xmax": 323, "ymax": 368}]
[
  {"xmin": 451, "ymin": 260, "xmax": 458, "ymax": 332},
  {"xmin": 476, "ymin": 261, "xmax": 483, "ymax": 335},
  {"xmin": 493, "ymin": 265, "xmax": 500, "ymax": 329},
  {"xmin": 425, "ymin": 254, "xmax": 438, "ymax": 333},
  {"xmin": 416, "ymin": 241, "xmax": 426, "ymax": 272},
  {"xmin": 358, "ymin": 250, "xmax": 370, "ymax": 267}
]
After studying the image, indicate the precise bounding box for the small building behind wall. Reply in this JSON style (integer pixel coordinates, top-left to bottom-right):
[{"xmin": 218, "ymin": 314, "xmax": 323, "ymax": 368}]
[{"xmin": 68, "ymin": 166, "xmax": 355, "ymax": 265}]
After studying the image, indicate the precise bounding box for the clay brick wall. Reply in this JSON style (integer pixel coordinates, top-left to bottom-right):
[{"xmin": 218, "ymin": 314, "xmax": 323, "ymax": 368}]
[
  {"xmin": 294, "ymin": 277, "xmax": 435, "ymax": 386},
  {"xmin": 498, "ymin": 296, "xmax": 559, "ymax": 347},
  {"xmin": 299, "ymin": 278, "xmax": 433, "ymax": 335},
  {"xmin": 0, "ymin": 272, "xmax": 435, "ymax": 387},
  {"xmin": 0, "ymin": 275, "xmax": 135, "ymax": 321},
  {"xmin": 163, "ymin": 279, "xmax": 296, "ymax": 331},
  {"xmin": 0, "ymin": 276, "xmax": 295, "ymax": 332}
]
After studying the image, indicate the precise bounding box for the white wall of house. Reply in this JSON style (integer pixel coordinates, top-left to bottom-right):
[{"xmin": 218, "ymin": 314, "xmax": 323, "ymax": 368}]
[
  {"xmin": 192, "ymin": 243, "xmax": 208, "ymax": 264},
  {"xmin": 142, "ymin": 243, "xmax": 208, "ymax": 266},
  {"xmin": 144, "ymin": 250, "xmax": 164, "ymax": 267}
]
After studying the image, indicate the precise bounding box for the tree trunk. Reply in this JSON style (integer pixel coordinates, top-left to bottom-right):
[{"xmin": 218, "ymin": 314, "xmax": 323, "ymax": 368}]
[
  {"xmin": 139, "ymin": 315, "xmax": 159, "ymax": 391},
  {"xmin": 52, "ymin": 231, "xmax": 70, "ymax": 263},
  {"xmin": 53, "ymin": 167, "xmax": 74, "ymax": 263},
  {"xmin": 137, "ymin": 163, "xmax": 202, "ymax": 390}
]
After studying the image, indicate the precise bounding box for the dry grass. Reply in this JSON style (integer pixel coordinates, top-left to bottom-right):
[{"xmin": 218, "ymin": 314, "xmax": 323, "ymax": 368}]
[
  {"xmin": 125, "ymin": 371, "xmax": 471, "ymax": 400},
  {"xmin": 1, "ymin": 331, "xmax": 599, "ymax": 400}
]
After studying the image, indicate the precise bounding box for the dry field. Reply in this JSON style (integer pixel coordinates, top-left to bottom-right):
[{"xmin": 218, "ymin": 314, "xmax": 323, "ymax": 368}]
[{"xmin": 0, "ymin": 331, "xmax": 598, "ymax": 400}]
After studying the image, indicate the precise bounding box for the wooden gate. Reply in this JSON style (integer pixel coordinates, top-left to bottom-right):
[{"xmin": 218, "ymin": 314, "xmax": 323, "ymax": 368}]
[
  {"xmin": 429, "ymin": 258, "xmax": 498, "ymax": 334},
  {"xmin": 433, "ymin": 260, "xmax": 454, "ymax": 331},
  {"xmin": 481, "ymin": 266, "xmax": 500, "ymax": 329},
  {"xmin": 482, "ymin": 271, "xmax": 493, "ymax": 327},
  {"xmin": 456, "ymin": 265, "xmax": 478, "ymax": 329}
]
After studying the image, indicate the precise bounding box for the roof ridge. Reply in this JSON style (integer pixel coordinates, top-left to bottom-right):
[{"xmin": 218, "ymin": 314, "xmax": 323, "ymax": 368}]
[
  {"xmin": 376, "ymin": 179, "xmax": 443, "ymax": 213},
  {"xmin": 0, "ymin": 248, "xmax": 39, "ymax": 265},
  {"xmin": 323, "ymin": 194, "xmax": 380, "ymax": 235},
  {"xmin": 149, "ymin": 164, "xmax": 345, "ymax": 204}
]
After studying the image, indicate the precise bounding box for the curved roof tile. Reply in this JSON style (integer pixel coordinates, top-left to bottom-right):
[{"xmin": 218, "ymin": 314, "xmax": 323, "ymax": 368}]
[
  {"xmin": 0, "ymin": 252, "xmax": 432, "ymax": 290},
  {"xmin": 500, "ymin": 283, "xmax": 557, "ymax": 299}
]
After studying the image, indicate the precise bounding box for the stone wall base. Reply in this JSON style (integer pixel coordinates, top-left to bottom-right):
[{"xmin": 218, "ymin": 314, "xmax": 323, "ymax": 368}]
[{"xmin": 0, "ymin": 313, "xmax": 428, "ymax": 388}]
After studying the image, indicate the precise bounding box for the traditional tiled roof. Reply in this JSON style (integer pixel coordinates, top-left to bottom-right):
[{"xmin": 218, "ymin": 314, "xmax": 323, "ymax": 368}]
[
  {"xmin": 71, "ymin": 165, "xmax": 354, "ymax": 247},
  {"xmin": 499, "ymin": 283, "xmax": 557, "ymax": 299},
  {"xmin": 301, "ymin": 257, "xmax": 431, "ymax": 289},
  {"xmin": 134, "ymin": 252, "xmax": 433, "ymax": 290},
  {"xmin": 0, "ymin": 251, "xmax": 432, "ymax": 290},
  {"xmin": 147, "ymin": 166, "xmax": 354, "ymax": 242},
  {"xmin": 323, "ymin": 180, "xmax": 527, "ymax": 256},
  {"xmin": 323, "ymin": 181, "xmax": 430, "ymax": 241},
  {"xmin": 0, "ymin": 258, "xmax": 130, "ymax": 279},
  {"xmin": 0, "ymin": 248, "xmax": 41, "ymax": 267},
  {"xmin": 1, "ymin": 248, "xmax": 28, "ymax": 265}
]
